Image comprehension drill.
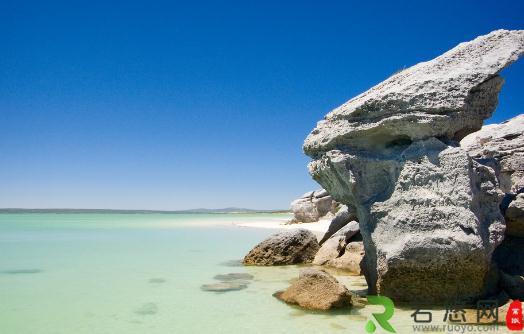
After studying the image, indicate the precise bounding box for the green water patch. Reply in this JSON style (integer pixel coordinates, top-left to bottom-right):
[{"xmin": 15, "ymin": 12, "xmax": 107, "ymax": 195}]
[{"xmin": 219, "ymin": 259, "xmax": 243, "ymax": 267}]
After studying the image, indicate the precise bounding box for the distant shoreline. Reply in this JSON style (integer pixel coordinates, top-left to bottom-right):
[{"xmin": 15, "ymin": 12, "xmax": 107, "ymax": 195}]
[{"xmin": 0, "ymin": 208, "xmax": 291, "ymax": 214}]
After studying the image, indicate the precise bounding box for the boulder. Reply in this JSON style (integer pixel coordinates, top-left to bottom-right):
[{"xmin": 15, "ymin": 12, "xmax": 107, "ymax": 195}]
[
  {"xmin": 313, "ymin": 221, "xmax": 360, "ymax": 265},
  {"xmin": 290, "ymin": 189, "xmax": 339, "ymax": 223},
  {"xmin": 303, "ymin": 30, "xmax": 524, "ymax": 304},
  {"xmin": 326, "ymin": 241, "xmax": 365, "ymax": 275},
  {"xmin": 461, "ymin": 114, "xmax": 524, "ymax": 194},
  {"xmin": 273, "ymin": 268, "xmax": 352, "ymax": 310},
  {"xmin": 242, "ymin": 229, "xmax": 320, "ymax": 265},
  {"xmin": 505, "ymin": 193, "xmax": 524, "ymax": 237},
  {"xmin": 319, "ymin": 205, "xmax": 358, "ymax": 244}
]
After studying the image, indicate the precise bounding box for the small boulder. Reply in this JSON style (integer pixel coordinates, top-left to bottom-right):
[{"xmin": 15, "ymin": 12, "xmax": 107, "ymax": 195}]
[
  {"xmin": 243, "ymin": 229, "xmax": 320, "ymax": 265},
  {"xmin": 273, "ymin": 269, "xmax": 352, "ymax": 310},
  {"xmin": 313, "ymin": 221, "xmax": 360, "ymax": 265}
]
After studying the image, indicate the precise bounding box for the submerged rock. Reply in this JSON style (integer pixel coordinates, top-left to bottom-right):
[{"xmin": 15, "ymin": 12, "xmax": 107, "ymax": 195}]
[
  {"xmin": 243, "ymin": 229, "xmax": 320, "ymax": 265},
  {"xmin": 213, "ymin": 273, "xmax": 254, "ymax": 281},
  {"xmin": 201, "ymin": 282, "xmax": 248, "ymax": 292},
  {"xmin": 273, "ymin": 269, "xmax": 352, "ymax": 310},
  {"xmin": 134, "ymin": 302, "xmax": 158, "ymax": 315},
  {"xmin": 303, "ymin": 30, "xmax": 524, "ymax": 304}
]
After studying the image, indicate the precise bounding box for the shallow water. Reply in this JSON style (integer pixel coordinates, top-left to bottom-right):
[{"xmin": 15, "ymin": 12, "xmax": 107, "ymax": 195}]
[{"xmin": 0, "ymin": 213, "xmax": 510, "ymax": 333}]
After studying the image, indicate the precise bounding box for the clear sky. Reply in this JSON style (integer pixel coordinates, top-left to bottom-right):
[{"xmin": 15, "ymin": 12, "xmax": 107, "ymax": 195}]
[{"xmin": 1, "ymin": 1, "xmax": 523, "ymax": 210}]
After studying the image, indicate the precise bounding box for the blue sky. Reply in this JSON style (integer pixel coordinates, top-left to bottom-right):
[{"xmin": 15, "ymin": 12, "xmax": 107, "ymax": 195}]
[{"xmin": 1, "ymin": 1, "xmax": 523, "ymax": 210}]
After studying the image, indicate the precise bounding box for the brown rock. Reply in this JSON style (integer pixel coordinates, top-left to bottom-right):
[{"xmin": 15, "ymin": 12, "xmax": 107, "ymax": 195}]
[
  {"xmin": 243, "ymin": 229, "xmax": 319, "ymax": 265},
  {"xmin": 326, "ymin": 242, "xmax": 365, "ymax": 275},
  {"xmin": 273, "ymin": 269, "xmax": 352, "ymax": 310}
]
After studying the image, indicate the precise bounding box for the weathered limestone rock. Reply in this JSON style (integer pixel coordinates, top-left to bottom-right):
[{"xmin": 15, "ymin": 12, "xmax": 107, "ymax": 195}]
[
  {"xmin": 290, "ymin": 189, "xmax": 339, "ymax": 223},
  {"xmin": 303, "ymin": 30, "xmax": 524, "ymax": 304},
  {"xmin": 461, "ymin": 114, "xmax": 524, "ymax": 194},
  {"xmin": 273, "ymin": 269, "xmax": 352, "ymax": 310},
  {"xmin": 319, "ymin": 205, "xmax": 358, "ymax": 244},
  {"xmin": 243, "ymin": 229, "xmax": 319, "ymax": 265},
  {"xmin": 326, "ymin": 241, "xmax": 365, "ymax": 275},
  {"xmin": 313, "ymin": 221, "xmax": 360, "ymax": 265}
]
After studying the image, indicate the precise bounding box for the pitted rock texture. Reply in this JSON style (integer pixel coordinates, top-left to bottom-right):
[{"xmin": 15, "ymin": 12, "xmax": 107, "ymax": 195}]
[
  {"xmin": 242, "ymin": 229, "xmax": 320, "ymax": 266},
  {"xmin": 319, "ymin": 205, "xmax": 358, "ymax": 245},
  {"xmin": 305, "ymin": 30, "xmax": 524, "ymax": 157},
  {"xmin": 461, "ymin": 114, "xmax": 524, "ymax": 194},
  {"xmin": 273, "ymin": 269, "xmax": 352, "ymax": 310},
  {"xmin": 313, "ymin": 221, "xmax": 360, "ymax": 265},
  {"xmin": 303, "ymin": 30, "xmax": 523, "ymax": 304},
  {"xmin": 290, "ymin": 189, "xmax": 339, "ymax": 223}
]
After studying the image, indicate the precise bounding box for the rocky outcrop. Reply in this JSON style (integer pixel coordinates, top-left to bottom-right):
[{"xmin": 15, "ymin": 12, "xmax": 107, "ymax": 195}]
[
  {"xmin": 243, "ymin": 229, "xmax": 320, "ymax": 265},
  {"xmin": 461, "ymin": 114, "xmax": 524, "ymax": 194},
  {"xmin": 313, "ymin": 221, "xmax": 360, "ymax": 265},
  {"xmin": 303, "ymin": 30, "xmax": 524, "ymax": 304},
  {"xmin": 273, "ymin": 269, "xmax": 352, "ymax": 310},
  {"xmin": 289, "ymin": 189, "xmax": 340, "ymax": 223},
  {"xmin": 326, "ymin": 241, "xmax": 365, "ymax": 275},
  {"xmin": 319, "ymin": 205, "xmax": 358, "ymax": 244}
]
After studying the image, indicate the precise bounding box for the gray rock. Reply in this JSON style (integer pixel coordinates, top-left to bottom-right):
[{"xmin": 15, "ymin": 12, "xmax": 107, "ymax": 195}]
[
  {"xmin": 273, "ymin": 268, "xmax": 352, "ymax": 310},
  {"xmin": 305, "ymin": 30, "xmax": 524, "ymax": 156},
  {"xmin": 461, "ymin": 114, "xmax": 524, "ymax": 194},
  {"xmin": 326, "ymin": 241, "xmax": 365, "ymax": 275},
  {"xmin": 319, "ymin": 205, "xmax": 358, "ymax": 245},
  {"xmin": 213, "ymin": 273, "xmax": 254, "ymax": 281},
  {"xmin": 314, "ymin": 221, "xmax": 360, "ymax": 265},
  {"xmin": 243, "ymin": 229, "xmax": 320, "ymax": 265},
  {"xmin": 506, "ymin": 194, "xmax": 524, "ymax": 237},
  {"xmin": 201, "ymin": 282, "xmax": 248, "ymax": 292},
  {"xmin": 303, "ymin": 30, "xmax": 524, "ymax": 304},
  {"xmin": 290, "ymin": 188, "xmax": 339, "ymax": 223}
]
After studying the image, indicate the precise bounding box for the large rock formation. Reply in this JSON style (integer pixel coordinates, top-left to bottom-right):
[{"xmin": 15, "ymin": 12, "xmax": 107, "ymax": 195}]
[
  {"xmin": 303, "ymin": 30, "xmax": 524, "ymax": 304},
  {"xmin": 273, "ymin": 269, "xmax": 352, "ymax": 310},
  {"xmin": 242, "ymin": 229, "xmax": 320, "ymax": 265}
]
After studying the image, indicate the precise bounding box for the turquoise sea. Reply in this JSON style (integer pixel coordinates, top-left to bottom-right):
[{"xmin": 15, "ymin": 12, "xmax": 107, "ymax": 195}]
[{"xmin": 0, "ymin": 213, "xmax": 509, "ymax": 333}]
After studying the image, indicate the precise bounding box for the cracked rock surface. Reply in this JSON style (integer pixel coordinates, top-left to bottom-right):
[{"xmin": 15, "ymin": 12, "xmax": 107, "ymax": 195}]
[{"xmin": 303, "ymin": 30, "xmax": 524, "ymax": 304}]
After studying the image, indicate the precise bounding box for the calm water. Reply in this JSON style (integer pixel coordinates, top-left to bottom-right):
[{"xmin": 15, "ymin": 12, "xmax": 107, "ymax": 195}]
[{"xmin": 0, "ymin": 214, "xmax": 509, "ymax": 333}]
